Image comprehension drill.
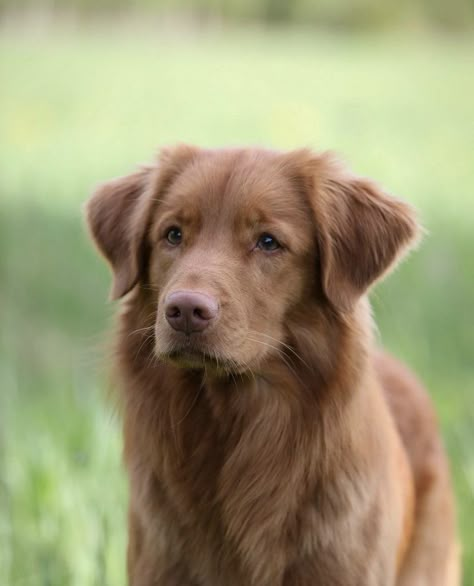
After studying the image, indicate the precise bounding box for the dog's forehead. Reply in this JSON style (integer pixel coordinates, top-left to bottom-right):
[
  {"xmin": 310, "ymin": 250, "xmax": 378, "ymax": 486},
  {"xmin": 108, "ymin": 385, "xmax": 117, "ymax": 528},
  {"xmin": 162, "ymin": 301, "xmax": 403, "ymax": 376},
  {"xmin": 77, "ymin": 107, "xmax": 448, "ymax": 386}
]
[{"xmin": 160, "ymin": 149, "xmax": 308, "ymax": 224}]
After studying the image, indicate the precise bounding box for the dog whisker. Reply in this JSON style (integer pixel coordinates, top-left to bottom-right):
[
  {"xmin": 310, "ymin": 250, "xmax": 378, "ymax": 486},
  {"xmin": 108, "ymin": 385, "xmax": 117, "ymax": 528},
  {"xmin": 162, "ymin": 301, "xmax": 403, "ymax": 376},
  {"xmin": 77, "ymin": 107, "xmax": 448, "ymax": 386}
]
[
  {"xmin": 247, "ymin": 330, "xmax": 311, "ymax": 370},
  {"xmin": 245, "ymin": 335, "xmax": 309, "ymax": 393},
  {"xmin": 128, "ymin": 324, "xmax": 155, "ymax": 337}
]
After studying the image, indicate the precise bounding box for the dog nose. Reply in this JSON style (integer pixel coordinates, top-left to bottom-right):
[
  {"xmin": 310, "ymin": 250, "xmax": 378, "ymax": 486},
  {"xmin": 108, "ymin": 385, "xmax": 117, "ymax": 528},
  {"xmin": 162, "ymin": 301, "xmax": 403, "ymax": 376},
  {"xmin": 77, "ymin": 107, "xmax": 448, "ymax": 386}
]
[{"xmin": 165, "ymin": 291, "xmax": 218, "ymax": 334}]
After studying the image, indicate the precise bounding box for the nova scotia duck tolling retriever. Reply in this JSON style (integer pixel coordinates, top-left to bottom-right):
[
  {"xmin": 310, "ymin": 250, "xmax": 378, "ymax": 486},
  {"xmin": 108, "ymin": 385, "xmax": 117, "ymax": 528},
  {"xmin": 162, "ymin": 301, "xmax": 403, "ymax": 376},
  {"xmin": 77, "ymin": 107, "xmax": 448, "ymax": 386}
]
[{"xmin": 86, "ymin": 145, "xmax": 460, "ymax": 586}]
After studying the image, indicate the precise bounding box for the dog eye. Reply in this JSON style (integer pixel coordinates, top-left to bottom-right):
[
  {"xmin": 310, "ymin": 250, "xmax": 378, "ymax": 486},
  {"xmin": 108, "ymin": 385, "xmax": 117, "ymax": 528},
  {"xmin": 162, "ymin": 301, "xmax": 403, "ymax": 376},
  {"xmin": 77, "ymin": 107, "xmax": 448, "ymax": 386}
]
[
  {"xmin": 256, "ymin": 233, "xmax": 281, "ymax": 252},
  {"xmin": 166, "ymin": 227, "xmax": 182, "ymax": 246}
]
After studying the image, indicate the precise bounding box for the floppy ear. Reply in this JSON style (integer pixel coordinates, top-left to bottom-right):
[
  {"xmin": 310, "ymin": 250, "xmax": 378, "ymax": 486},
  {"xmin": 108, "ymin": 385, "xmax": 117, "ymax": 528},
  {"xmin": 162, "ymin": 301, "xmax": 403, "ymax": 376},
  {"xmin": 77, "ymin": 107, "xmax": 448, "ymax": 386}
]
[
  {"xmin": 85, "ymin": 166, "xmax": 153, "ymax": 300},
  {"xmin": 85, "ymin": 144, "xmax": 199, "ymax": 300},
  {"xmin": 293, "ymin": 151, "xmax": 420, "ymax": 312}
]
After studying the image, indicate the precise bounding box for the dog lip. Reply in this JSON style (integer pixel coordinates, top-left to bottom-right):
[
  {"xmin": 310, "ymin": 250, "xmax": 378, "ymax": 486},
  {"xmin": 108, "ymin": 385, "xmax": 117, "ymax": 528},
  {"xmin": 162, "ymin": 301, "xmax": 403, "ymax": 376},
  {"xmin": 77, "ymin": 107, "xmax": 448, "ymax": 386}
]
[
  {"xmin": 169, "ymin": 347, "xmax": 205, "ymax": 360},
  {"xmin": 164, "ymin": 339, "xmax": 212, "ymax": 363},
  {"xmin": 164, "ymin": 346, "xmax": 235, "ymax": 372}
]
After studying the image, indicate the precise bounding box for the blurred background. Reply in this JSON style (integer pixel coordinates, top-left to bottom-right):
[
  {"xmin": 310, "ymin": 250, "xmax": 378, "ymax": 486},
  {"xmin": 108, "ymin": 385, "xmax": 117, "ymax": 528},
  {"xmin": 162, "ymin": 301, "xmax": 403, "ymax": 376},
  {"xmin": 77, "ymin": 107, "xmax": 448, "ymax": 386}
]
[{"xmin": 1, "ymin": 0, "xmax": 473, "ymax": 584}]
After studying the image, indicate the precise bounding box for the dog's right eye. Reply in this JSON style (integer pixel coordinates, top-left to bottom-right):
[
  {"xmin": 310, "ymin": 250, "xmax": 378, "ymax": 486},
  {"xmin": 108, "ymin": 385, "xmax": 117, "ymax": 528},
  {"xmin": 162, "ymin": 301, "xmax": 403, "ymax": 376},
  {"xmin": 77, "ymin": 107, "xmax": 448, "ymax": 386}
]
[{"xmin": 166, "ymin": 227, "xmax": 182, "ymax": 246}]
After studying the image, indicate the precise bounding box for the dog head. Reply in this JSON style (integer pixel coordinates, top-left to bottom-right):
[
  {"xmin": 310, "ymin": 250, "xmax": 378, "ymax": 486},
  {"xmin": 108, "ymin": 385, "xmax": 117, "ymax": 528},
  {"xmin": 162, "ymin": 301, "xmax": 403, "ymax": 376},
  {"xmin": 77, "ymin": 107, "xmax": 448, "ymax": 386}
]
[{"xmin": 86, "ymin": 145, "xmax": 419, "ymax": 374}]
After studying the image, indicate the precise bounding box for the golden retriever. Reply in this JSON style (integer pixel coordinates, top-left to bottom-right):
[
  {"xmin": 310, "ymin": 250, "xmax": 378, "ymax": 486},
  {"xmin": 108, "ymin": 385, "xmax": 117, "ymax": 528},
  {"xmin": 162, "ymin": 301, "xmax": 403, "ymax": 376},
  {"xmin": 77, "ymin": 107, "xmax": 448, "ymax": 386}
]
[{"xmin": 86, "ymin": 145, "xmax": 460, "ymax": 585}]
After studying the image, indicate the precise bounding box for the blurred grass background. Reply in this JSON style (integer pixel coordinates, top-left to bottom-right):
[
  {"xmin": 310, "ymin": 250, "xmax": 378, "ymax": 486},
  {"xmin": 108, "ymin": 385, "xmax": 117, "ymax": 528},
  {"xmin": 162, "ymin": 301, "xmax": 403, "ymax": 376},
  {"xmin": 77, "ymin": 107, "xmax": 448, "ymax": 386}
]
[{"xmin": 1, "ymin": 2, "xmax": 473, "ymax": 584}]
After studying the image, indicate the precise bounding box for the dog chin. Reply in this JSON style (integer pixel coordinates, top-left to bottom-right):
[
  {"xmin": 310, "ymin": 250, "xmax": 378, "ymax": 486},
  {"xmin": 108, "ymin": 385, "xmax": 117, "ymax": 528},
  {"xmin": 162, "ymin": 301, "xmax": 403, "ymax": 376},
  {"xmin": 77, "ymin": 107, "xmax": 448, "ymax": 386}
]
[
  {"xmin": 167, "ymin": 349, "xmax": 211, "ymax": 369},
  {"xmin": 156, "ymin": 344, "xmax": 235, "ymax": 374}
]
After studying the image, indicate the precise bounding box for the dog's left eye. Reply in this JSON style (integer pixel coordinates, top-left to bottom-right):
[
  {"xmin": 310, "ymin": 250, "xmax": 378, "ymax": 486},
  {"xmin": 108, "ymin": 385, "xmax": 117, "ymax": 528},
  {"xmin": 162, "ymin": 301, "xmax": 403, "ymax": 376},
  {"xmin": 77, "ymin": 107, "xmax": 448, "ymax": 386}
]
[{"xmin": 256, "ymin": 233, "xmax": 281, "ymax": 252}]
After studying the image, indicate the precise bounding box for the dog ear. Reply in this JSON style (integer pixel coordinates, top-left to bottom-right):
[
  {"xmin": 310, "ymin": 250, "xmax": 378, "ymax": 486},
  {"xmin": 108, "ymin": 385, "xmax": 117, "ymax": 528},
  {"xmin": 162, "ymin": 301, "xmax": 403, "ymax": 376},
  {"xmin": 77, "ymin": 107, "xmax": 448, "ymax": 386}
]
[
  {"xmin": 288, "ymin": 151, "xmax": 421, "ymax": 312},
  {"xmin": 85, "ymin": 144, "xmax": 199, "ymax": 300},
  {"xmin": 86, "ymin": 166, "xmax": 153, "ymax": 300}
]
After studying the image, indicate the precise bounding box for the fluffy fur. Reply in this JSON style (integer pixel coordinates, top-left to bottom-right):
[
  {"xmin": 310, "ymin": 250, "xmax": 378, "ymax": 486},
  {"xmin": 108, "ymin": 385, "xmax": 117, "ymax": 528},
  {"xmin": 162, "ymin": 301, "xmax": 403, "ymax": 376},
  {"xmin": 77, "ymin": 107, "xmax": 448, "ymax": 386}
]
[{"xmin": 86, "ymin": 145, "xmax": 460, "ymax": 585}]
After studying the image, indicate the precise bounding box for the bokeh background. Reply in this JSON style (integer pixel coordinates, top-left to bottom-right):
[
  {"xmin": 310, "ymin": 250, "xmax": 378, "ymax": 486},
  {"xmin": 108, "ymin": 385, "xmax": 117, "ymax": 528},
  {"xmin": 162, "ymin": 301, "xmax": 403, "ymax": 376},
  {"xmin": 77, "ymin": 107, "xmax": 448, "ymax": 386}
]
[{"xmin": 1, "ymin": 1, "xmax": 473, "ymax": 584}]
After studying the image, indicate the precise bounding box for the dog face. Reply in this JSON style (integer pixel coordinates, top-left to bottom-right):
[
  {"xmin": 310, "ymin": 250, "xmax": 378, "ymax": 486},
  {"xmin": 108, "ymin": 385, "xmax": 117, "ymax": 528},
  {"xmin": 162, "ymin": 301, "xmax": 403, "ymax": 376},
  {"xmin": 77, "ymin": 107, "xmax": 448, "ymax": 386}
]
[{"xmin": 86, "ymin": 145, "xmax": 418, "ymax": 374}]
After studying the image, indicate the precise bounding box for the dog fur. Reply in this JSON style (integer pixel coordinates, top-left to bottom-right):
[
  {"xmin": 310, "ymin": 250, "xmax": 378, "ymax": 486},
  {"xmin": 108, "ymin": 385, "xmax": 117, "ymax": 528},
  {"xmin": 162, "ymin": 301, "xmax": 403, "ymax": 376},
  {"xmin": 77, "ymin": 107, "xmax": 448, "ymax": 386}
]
[{"xmin": 86, "ymin": 145, "xmax": 460, "ymax": 585}]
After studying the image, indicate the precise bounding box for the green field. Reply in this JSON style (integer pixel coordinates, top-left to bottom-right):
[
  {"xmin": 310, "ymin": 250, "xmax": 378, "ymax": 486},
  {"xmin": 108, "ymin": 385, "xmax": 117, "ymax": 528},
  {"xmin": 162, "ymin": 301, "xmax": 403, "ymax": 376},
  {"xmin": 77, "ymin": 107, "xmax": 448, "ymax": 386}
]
[{"xmin": 1, "ymin": 25, "xmax": 473, "ymax": 585}]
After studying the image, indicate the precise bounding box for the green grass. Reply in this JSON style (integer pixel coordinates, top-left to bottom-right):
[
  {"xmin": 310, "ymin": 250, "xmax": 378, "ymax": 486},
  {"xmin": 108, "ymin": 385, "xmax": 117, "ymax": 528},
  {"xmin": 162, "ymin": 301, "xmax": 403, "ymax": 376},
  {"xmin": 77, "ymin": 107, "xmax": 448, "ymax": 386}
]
[{"xmin": 1, "ymin": 24, "xmax": 473, "ymax": 585}]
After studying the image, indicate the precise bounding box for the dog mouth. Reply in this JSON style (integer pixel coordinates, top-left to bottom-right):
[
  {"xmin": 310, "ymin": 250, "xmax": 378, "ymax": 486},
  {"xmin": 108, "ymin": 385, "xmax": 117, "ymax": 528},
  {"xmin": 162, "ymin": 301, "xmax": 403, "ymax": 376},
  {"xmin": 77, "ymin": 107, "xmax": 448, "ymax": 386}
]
[
  {"xmin": 158, "ymin": 339, "xmax": 239, "ymax": 373},
  {"xmin": 169, "ymin": 347, "xmax": 214, "ymax": 365}
]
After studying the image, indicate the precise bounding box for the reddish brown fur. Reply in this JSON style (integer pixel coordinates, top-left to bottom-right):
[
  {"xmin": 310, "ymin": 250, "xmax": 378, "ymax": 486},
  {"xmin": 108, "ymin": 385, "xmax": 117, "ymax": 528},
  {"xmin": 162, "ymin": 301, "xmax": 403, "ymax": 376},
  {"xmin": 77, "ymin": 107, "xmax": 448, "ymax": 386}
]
[{"xmin": 86, "ymin": 145, "xmax": 460, "ymax": 585}]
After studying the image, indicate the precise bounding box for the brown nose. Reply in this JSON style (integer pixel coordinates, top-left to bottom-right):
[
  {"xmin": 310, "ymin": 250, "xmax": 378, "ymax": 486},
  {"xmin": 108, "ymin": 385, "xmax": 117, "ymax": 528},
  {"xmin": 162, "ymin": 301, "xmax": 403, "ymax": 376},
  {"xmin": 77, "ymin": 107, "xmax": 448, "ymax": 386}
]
[{"xmin": 165, "ymin": 291, "xmax": 218, "ymax": 334}]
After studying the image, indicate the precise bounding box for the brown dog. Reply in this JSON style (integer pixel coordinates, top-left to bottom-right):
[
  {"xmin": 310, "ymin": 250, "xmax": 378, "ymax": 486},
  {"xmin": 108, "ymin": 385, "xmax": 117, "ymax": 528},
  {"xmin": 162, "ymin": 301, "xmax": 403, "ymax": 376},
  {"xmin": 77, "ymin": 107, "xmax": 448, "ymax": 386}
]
[{"xmin": 86, "ymin": 146, "xmax": 460, "ymax": 586}]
